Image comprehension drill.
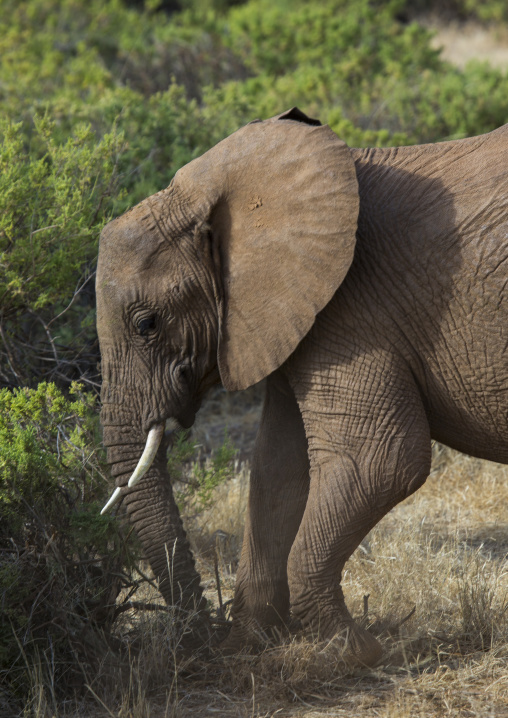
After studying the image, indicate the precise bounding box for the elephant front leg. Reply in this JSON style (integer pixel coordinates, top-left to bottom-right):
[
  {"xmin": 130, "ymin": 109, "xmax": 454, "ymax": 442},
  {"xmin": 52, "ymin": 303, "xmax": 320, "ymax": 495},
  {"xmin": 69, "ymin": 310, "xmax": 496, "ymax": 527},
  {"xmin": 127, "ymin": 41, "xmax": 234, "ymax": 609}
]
[
  {"xmin": 223, "ymin": 371, "xmax": 310, "ymax": 650},
  {"xmin": 105, "ymin": 429, "xmax": 209, "ymax": 642},
  {"xmin": 287, "ymin": 372, "xmax": 431, "ymax": 666}
]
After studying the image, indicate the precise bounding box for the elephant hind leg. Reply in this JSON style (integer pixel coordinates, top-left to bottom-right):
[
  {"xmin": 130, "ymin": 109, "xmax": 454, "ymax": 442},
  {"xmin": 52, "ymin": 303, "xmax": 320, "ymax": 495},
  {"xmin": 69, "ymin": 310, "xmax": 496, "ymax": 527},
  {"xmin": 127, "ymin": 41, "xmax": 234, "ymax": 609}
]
[
  {"xmin": 287, "ymin": 372, "xmax": 431, "ymax": 666},
  {"xmin": 223, "ymin": 370, "xmax": 310, "ymax": 650}
]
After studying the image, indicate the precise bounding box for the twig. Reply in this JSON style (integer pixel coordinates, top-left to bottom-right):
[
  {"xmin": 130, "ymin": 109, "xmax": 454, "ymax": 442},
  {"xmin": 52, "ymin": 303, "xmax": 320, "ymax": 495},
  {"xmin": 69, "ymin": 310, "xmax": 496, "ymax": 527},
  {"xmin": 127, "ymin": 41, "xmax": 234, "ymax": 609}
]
[
  {"xmin": 133, "ymin": 564, "xmax": 160, "ymax": 591},
  {"xmin": 85, "ymin": 684, "xmax": 116, "ymax": 718},
  {"xmin": 30, "ymin": 224, "xmax": 59, "ymax": 236},
  {"xmin": 28, "ymin": 310, "xmax": 59, "ymax": 366},
  {"xmin": 363, "ymin": 594, "xmax": 370, "ymax": 620},
  {"xmin": 214, "ymin": 552, "xmax": 224, "ymax": 619},
  {"xmin": 395, "ymin": 606, "xmax": 416, "ymax": 630},
  {"xmin": 47, "ymin": 271, "xmax": 96, "ymax": 328},
  {"xmin": 113, "ymin": 601, "xmax": 176, "ymax": 618},
  {"xmin": 0, "ymin": 323, "xmax": 22, "ymax": 382}
]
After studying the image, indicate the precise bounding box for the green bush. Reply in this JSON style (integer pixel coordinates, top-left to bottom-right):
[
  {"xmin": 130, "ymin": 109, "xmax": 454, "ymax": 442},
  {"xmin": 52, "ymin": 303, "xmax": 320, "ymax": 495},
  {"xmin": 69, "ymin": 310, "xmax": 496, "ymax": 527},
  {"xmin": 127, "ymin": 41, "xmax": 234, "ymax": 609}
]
[
  {"xmin": 169, "ymin": 430, "xmax": 238, "ymax": 512},
  {"xmin": 0, "ymin": 117, "xmax": 124, "ymax": 387},
  {"xmin": 0, "ymin": 0, "xmax": 248, "ymax": 127},
  {"xmin": 0, "ymin": 381, "xmax": 238, "ymax": 709},
  {"xmin": 209, "ymin": 0, "xmax": 508, "ymax": 144},
  {"xmin": 223, "ymin": 0, "xmax": 440, "ymax": 77},
  {"xmin": 0, "ymin": 118, "xmax": 123, "ymax": 318},
  {"xmin": 0, "ymin": 382, "xmax": 139, "ymax": 705}
]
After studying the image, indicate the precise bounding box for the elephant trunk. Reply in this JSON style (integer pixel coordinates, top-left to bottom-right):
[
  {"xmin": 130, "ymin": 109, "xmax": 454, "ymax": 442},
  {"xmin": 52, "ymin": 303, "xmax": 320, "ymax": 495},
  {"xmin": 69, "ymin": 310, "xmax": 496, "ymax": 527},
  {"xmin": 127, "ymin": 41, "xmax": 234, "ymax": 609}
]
[{"xmin": 102, "ymin": 423, "xmax": 209, "ymax": 638}]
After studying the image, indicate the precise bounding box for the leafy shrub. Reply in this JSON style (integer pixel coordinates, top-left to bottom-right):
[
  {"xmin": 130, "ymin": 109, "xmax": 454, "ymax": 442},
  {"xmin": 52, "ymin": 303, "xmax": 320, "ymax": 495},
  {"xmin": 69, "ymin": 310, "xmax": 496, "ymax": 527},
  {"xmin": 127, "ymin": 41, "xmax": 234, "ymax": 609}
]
[
  {"xmin": 211, "ymin": 0, "xmax": 508, "ymax": 144},
  {"xmin": 223, "ymin": 0, "xmax": 440, "ymax": 77},
  {"xmin": 0, "ymin": 0, "xmax": 248, "ymax": 127},
  {"xmin": 168, "ymin": 430, "xmax": 238, "ymax": 513},
  {"xmin": 0, "ymin": 117, "xmax": 124, "ymax": 388},
  {"xmin": 0, "ymin": 382, "xmax": 140, "ymax": 706}
]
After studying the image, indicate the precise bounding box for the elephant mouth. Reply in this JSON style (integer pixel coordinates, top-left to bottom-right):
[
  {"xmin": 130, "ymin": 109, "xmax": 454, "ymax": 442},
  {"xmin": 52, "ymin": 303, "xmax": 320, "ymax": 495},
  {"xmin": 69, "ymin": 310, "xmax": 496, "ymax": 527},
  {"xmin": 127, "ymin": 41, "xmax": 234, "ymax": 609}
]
[{"xmin": 174, "ymin": 393, "xmax": 203, "ymax": 429}]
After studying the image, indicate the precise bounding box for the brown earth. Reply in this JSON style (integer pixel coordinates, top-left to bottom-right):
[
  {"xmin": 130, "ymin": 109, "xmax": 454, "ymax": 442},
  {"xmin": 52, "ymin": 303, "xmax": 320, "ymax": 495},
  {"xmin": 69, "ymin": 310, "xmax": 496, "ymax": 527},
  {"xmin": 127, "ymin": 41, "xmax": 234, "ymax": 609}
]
[{"xmin": 426, "ymin": 18, "xmax": 508, "ymax": 69}]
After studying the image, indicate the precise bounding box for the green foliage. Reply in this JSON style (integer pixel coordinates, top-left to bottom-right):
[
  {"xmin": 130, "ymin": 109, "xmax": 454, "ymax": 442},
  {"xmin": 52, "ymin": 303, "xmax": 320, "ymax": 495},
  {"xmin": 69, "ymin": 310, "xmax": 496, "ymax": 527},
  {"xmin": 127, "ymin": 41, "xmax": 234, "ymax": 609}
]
[
  {"xmin": 169, "ymin": 431, "xmax": 238, "ymax": 511},
  {"xmin": 190, "ymin": 437, "xmax": 238, "ymax": 509},
  {"xmin": 0, "ymin": 116, "xmax": 124, "ymax": 387},
  {"xmin": 0, "ymin": 117, "xmax": 123, "ymax": 317},
  {"xmin": 223, "ymin": 0, "xmax": 439, "ymax": 78},
  {"xmin": 0, "ymin": 382, "xmax": 138, "ymax": 701},
  {"xmin": 0, "ymin": 0, "xmax": 247, "ymax": 128},
  {"xmin": 209, "ymin": 0, "xmax": 508, "ymax": 144}
]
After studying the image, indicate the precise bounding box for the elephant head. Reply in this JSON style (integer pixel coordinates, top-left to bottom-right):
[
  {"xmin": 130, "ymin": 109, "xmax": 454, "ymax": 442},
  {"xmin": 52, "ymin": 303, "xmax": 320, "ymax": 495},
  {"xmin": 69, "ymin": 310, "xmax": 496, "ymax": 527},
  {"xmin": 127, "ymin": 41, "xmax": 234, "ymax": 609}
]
[{"xmin": 96, "ymin": 108, "xmax": 359, "ymax": 635}]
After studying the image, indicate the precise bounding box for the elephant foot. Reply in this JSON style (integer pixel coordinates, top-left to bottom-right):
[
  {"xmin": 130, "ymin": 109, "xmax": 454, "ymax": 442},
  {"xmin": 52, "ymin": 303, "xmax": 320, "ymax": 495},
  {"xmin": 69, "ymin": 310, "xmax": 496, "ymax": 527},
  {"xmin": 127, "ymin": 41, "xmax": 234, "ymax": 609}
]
[
  {"xmin": 218, "ymin": 617, "xmax": 381, "ymax": 668},
  {"xmin": 217, "ymin": 632, "xmax": 252, "ymax": 656},
  {"xmin": 290, "ymin": 586, "xmax": 383, "ymax": 667},
  {"xmin": 217, "ymin": 616, "xmax": 289, "ymax": 655},
  {"xmin": 318, "ymin": 619, "xmax": 383, "ymax": 668}
]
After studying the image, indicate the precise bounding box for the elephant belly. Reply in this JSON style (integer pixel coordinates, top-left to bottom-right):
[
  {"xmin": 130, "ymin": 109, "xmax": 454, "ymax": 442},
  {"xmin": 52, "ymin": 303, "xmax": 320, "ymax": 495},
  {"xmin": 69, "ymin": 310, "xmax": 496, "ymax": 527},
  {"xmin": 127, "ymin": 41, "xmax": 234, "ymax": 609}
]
[{"xmin": 425, "ymin": 362, "xmax": 508, "ymax": 464}]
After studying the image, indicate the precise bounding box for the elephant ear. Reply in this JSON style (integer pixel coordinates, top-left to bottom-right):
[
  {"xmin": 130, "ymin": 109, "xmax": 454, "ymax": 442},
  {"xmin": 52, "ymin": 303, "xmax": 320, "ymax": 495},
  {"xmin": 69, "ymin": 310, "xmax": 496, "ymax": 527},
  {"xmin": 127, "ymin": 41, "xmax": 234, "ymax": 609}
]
[{"xmin": 175, "ymin": 107, "xmax": 359, "ymax": 391}]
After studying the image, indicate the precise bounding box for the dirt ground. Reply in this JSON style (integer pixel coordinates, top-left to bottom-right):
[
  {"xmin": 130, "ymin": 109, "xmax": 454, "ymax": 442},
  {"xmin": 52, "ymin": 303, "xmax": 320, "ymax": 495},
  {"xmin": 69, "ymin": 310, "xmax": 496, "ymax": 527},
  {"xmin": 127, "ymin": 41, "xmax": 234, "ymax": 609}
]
[{"xmin": 426, "ymin": 17, "xmax": 508, "ymax": 69}]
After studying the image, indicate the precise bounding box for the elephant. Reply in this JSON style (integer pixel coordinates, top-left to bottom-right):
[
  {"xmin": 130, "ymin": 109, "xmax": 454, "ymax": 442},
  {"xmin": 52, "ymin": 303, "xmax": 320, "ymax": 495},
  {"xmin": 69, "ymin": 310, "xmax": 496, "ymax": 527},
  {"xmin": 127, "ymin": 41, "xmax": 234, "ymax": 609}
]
[{"xmin": 96, "ymin": 107, "xmax": 508, "ymax": 667}]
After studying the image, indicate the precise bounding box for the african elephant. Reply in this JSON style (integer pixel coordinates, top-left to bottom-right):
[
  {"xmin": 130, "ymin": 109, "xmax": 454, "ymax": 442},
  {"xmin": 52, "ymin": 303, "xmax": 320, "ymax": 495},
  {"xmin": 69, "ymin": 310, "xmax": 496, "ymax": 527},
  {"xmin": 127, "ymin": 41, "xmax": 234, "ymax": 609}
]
[{"xmin": 97, "ymin": 107, "xmax": 508, "ymax": 666}]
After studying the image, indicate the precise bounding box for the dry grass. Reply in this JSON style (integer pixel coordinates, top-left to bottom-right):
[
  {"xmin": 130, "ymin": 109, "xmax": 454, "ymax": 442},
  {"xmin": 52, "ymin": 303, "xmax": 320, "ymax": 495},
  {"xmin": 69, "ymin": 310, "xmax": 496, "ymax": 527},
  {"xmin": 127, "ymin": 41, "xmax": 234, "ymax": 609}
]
[
  {"xmin": 41, "ymin": 439, "xmax": 508, "ymax": 718},
  {"xmin": 17, "ymin": 375, "xmax": 508, "ymax": 717},
  {"xmin": 17, "ymin": 408, "xmax": 508, "ymax": 717}
]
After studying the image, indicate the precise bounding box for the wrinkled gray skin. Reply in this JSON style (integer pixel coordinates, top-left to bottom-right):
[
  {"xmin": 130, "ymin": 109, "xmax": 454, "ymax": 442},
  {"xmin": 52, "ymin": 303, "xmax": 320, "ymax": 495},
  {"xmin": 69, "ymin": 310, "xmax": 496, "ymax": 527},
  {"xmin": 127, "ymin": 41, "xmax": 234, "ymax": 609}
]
[{"xmin": 96, "ymin": 107, "xmax": 508, "ymax": 666}]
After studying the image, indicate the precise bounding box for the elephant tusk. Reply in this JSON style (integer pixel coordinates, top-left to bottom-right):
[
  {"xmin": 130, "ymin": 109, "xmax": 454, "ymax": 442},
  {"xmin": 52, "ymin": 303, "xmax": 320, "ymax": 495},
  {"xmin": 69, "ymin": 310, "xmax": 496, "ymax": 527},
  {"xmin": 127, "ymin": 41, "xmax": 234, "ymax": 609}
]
[
  {"xmin": 101, "ymin": 420, "xmax": 182, "ymax": 514},
  {"xmin": 100, "ymin": 486, "xmax": 122, "ymax": 515},
  {"xmin": 127, "ymin": 422, "xmax": 165, "ymax": 488}
]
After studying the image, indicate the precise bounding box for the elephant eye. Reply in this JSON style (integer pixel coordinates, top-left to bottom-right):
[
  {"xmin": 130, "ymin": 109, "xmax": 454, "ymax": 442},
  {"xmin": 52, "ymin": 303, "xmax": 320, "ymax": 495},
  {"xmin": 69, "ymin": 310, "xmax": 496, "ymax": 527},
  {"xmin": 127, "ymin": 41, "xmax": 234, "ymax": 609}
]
[{"xmin": 136, "ymin": 314, "xmax": 157, "ymax": 336}]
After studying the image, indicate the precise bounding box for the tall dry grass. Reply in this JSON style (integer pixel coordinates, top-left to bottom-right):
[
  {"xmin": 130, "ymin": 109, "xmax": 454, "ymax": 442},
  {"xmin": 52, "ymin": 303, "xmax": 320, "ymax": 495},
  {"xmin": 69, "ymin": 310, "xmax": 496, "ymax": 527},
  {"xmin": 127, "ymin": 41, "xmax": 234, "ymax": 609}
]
[{"xmin": 19, "ymin": 441, "xmax": 508, "ymax": 717}]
